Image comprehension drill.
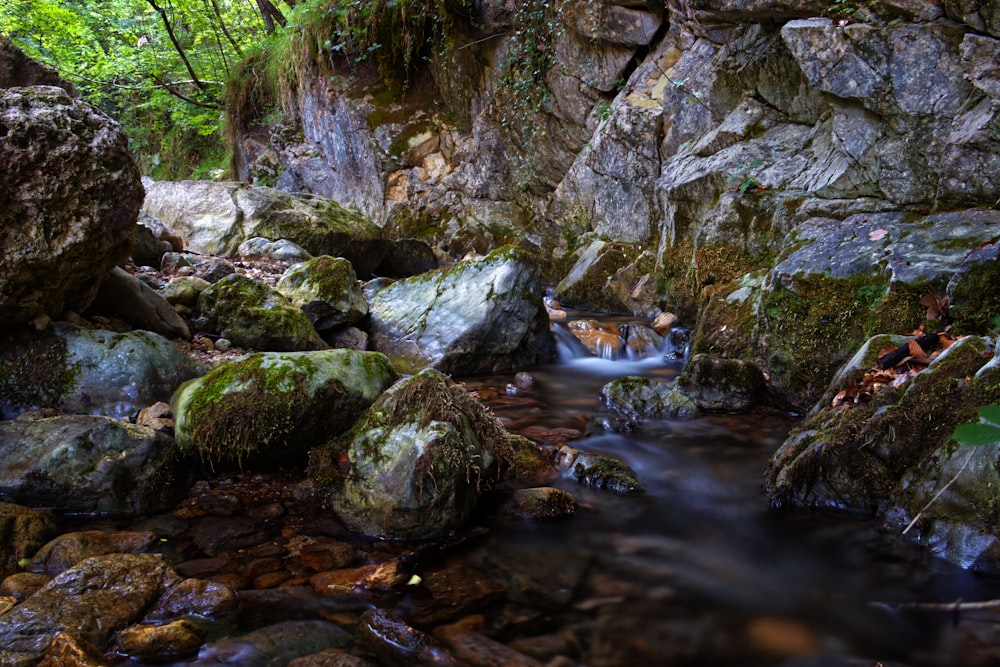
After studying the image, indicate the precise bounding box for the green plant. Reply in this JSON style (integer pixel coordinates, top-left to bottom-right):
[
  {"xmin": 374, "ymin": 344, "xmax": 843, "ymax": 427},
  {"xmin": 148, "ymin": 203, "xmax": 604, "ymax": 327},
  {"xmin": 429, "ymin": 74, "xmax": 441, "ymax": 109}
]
[{"xmin": 726, "ymin": 159, "xmax": 766, "ymax": 195}]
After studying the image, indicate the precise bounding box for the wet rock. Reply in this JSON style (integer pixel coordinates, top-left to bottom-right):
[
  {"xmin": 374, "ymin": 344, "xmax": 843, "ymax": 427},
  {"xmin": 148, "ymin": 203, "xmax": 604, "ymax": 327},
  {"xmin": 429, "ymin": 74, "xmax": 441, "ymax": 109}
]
[
  {"xmin": 0, "ymin": 554, "xmax": 179, "ymax": 664},
  {"xmin": 36, "ymin": 633, "xmax": 109, "ymax": 667},
  {"xmin": 310, "ymin": 559, "xmax": 406, "ymax": 599},
  {"xmin": 675, "ymin": 354, "xmax": 766, "ymax": 413},
  {"xmin": 0, "ymin": 86, "xmax": 142, "ymax": 333},
  {"xmin": 196, "ymin": 273, "xmax": 327, "ymax": 351},
  {"xmin": 652, "ymin": 311, "xmax": 681, "ymax": 336},
  {"xmin": 287, "ymin": 650, "xmax": 377, "ymax": 667},
  {"xmin": 506, "ymin": 435, "xmax": 559, "ymax": 488},
  {"xmin": 116, "ymin": 618, "xmax": 205, "ymax": 662},
  {"xmin": 173, "ymin": 349, "xmax": 395, "ymax": 467},
  {"xmin": 443, "ymin": 630, "xmax": 545, "ymax": 667},
  {"xmin": 237, "ymin": 585, "xmax": 368, "ymax": 629},
  {"xmin": 0, "ymin": 504, "xmax": 58, "ymax": 575},
  {"xmin": 1, "ymin": 572, "xmax": 51, "ymax": 601},
  {"xmin": 553, "ymin": 241, "xmax": 637, "ymax": 315},
  {"xmin": 0, "ymin": 413, "xmax": 185, "ymax": 515},
  {"xmin": 599, "ymin": 376, "xmax": 698, "ymax": 423},
  {"xmin": 356, "ymin": 608, "xmax": 459, "ymax": 667},
  {"xmin": 0, "ymin": 322, "xmax": 204, "ymax": 421},
  {"xmin": 88, "ymin": 266, "xmax": 191, "ymax": 339},
  {"xmin": 239, "ymin": 236, "xmax": 314, "ymax": 264},
  {"xmin": 136, "ymin": 401, "xmax": 175, "ymax": 433},
  {"xmin": 368, "ymin": 247, "xmax": 555, "ymax": 375},
  {"xmin": 496, "ymin": 488, "xmax": 578, "ymax": 522},
  {"xmin": 187, "ymin": 620, "xmax": 352, "ymax": 667},
  {"xmin": 145, "ymin": 577, "xmax": 240, "ymax": 621},
  {"xmin": 566, "ymin": 320, "xmax": 628, "ymax": 359},
  {"xmin": 29, "ymin": 530, "xmax": 158, "ymax": 575},
  {"xmin": 407, "ymin": 561, "xmax": 507, "ymax": 626},
  {"xmin": 555, "ymin": 446, "xmax": 643, "ymax": 495},
  {"xmin": 310, "ymin": 369, "xmax": 514, "ymax": 539},
  {"xmin": 276, "ymin": 256, "xmax": 368, "ymax": 331}
]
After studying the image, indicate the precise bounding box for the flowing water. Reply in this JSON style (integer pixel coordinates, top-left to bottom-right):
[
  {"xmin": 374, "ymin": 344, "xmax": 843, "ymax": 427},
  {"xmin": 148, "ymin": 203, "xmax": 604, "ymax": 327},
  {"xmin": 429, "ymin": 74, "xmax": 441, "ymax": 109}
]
[{"xmin": 450, "ymin": 317, "xmax": 1000, "ymax": 666}]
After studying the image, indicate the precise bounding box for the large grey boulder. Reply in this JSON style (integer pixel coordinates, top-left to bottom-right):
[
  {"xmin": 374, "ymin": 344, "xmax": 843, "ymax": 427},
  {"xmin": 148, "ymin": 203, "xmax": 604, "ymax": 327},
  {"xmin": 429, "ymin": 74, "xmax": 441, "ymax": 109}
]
[
  {"xmin": 0, "ymin": 412, "xmax": 185, "ymax": 515},
  {"xmin": 0, "ymin": 86, "xmax": 143, "ymax": 332},
  {"xmin": 309, "ymin": 369, "xmax": 514, "ymax": 540},
  {"xmin": 368, "ymin": 247, "xmax": 556, "ymax": 375},
  {"xmin": 142, "ymin": 181, "xmax": 388, "ymax": 276},
  {"xmin": 172, "ymin": 350, "xmax": 396, "ymax": 467},
  {"xmin": 89, "ymin": 266, "xmax": 192, "ymax": 339},
  {"xmin": 0, "ymin": 323, "xmax": 204, "ymax": 421}
]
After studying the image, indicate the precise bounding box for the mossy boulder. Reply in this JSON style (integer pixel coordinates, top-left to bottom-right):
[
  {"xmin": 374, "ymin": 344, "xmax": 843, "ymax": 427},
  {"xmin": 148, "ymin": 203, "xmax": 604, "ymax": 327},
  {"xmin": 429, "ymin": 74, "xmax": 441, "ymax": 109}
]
[
  {"xmin": 554, "ymin": 446, "xmax": 644, "ymax": 495},
  {"xmin": 599, "ymin": 376, "xmax": 698, "ymax": 423},
  {"xmin": 675, "ymin": 354, "xmax": 766, "ymax": 413},
  {"xmin": 196, "ymin": 274, "xmax": 327, "ymax": 351},
  {"xmin": 172, "ymin": 350, "xmax": 396, "ymax": 468},
  {"xmin": 368, "ymin": 247, "xmax": 555, "ymax": 375},
  {"xmin": 553, "ymin": 240, "xmax": 645, "ymax": 315},
  {"xmin": 309, "ymin": 368, "xmax": 514, "ymax": 540},
  {"xmin": 0, "ymin": 323, "xmax": 204, "ymax": 421},
  {"xmin": 764, "ymin": 334, "xmax": 1000, "ymax": 570},
  {"xmin": 275, "ymin": 256, "xmax": 368, "ymax": 332}
]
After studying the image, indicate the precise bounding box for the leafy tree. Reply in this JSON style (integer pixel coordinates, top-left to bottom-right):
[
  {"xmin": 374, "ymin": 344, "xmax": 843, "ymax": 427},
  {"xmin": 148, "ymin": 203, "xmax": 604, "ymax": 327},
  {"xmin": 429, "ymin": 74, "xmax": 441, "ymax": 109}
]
[{"xmin": 0, "ymin": 0, "xmax": 290, "ymax": 177}]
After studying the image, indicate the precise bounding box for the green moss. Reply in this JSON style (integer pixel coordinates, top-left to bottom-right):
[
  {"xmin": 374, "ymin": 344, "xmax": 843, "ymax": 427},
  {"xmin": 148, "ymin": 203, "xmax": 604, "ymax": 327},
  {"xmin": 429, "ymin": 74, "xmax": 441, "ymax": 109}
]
[{"xmin": 0, "ymin": 330, "xmax": 78, "ymax": 415}]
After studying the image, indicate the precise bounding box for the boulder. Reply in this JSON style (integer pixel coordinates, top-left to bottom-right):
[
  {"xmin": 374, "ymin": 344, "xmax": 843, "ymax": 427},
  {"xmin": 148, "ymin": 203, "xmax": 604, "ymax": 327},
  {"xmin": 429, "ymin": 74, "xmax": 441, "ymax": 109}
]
[
  {"xmin": 0, "ymin": 323, "xmax": 204, "ymax": 421},
  {"xmin": 88, "ymin": 266, "xmax": 191, "ymax": 339},
  {"xmin": 309, "ymin": 369, "xmax": 514, "ymax": 539},
  {"xmin": 599, "ymin": 376, "xmax": 698, "ymax": 423},
  {"xmin": 0, "ymin": 553, "xmax": 233, "ymax": 665},
  {"xmin": 0, "ymin": 86, "xmax": 143, "ymax": 332},
  {"xmin": 185, "ymin": 620, "xmax": 351, "ymax": 667},
  {"xmin": 554, "ymin": 446, "xmax": 644, "ymax": 495},
  {"xmin": 764, "ymin": 334, "xmax": 1000, "ymax": 571},
  {"xmin": 142, "ymin": 181, "xmax": 387, "ymax": 276},
  {"xmin": 29, "ymin": 531, "xmax": 158, "ymax": 575},
  {"xmin": 276, "ymin": 256, "xmax": 368, "ymax": 331},
  {"xmin": 0, "ymin": 412, "xmax": 186, "ymax": 515},
  {"xmin": 196, "ymin": 273, "xmax": 328, "ymax": 351},
  {"xmin": 368, "ymin": 247, "xmax": 555, "ymax": 375},
  {"xmin": 238, "ymin": 237, "xmax": 313, "ymax": 264},
  {"xmin": 675, "ymin": 354, "xmax": 766, "ymax": 412},
  {"xmin": 172, "ymin": 350, "xmax": 396, "ymax": 467}
]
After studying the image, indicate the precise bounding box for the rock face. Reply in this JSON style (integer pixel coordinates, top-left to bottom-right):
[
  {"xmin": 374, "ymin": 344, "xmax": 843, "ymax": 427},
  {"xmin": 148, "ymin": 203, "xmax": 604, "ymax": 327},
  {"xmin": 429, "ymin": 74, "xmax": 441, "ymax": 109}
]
[
  {"xmin": 310, "ymin": 369, "xmax": 514, "ymax": 540},
  {"xmin": 0, "ymin": 86, "xmax": 143, "ymax": 332},
  {"xmin": 0, "ymin": 412, "xmax": 184, "ymax": 515},
  {"xmin": 368, "ymin": 247, "xmax": 556, "ymax": 375},
  {"xmin": 172, "ymin": 350, "xmax": 396, "ymax": 467},
  {"xmin": 0, "ymin": 323, "xmax": 204, "ymax": 421}
]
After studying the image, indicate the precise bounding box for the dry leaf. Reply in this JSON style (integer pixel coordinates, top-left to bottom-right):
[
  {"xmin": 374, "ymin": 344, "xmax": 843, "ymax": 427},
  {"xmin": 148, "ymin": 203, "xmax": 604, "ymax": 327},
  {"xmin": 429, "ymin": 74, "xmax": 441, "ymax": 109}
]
[{"xmin": 868, "ymin": 228, "xmax": 888, "ymax": 241}]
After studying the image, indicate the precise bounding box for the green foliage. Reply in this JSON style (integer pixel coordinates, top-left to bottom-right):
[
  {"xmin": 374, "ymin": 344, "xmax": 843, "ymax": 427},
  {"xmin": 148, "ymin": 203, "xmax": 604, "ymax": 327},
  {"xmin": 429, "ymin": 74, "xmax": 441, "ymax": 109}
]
[
  {"xmin": 951, "ymin": 405, "xmax": 1000, "ymax": 447},
  {"xmin": 2, "ymin": 0, "xmax": 272, "ymax": 178}
]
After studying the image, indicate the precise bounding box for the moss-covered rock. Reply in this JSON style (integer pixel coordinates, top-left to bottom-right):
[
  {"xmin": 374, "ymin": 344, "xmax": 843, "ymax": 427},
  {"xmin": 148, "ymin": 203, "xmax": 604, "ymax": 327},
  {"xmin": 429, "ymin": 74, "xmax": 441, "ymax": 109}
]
[
  {"xmin": 599, "ymin": 376, "xmax": 698, "ymax": 423},
  {"xmin": 172, "ymin": 350, "xmax": 396, "ymax": 467},
  {"xmin": 275, "ymin": 256, "xmax": 368, "ymax": 331},
  {"xmin": 555, "ymin": 446, "xmax": 644, "ymax": 495},
  {"xmin": 764, "ymin": 334, "xmax": 1000, "ymax": 572},
  {"xmin": 197, "ymin": 274, "xmax": 327, "ymax": 352},
  {"xmin": 675, "ymin": 353, "xmax": 766, "ymax": 413},
  {"xmin": 496, "ymin": 487, "xmax": 577, "ymax": 521},
  {"xmin": 0, "ymin": 323, "xmax": 204, "ymax": 421},
  {"xmin": 309, "ymin": 368, "xmax": 514, "ymax": 540}
]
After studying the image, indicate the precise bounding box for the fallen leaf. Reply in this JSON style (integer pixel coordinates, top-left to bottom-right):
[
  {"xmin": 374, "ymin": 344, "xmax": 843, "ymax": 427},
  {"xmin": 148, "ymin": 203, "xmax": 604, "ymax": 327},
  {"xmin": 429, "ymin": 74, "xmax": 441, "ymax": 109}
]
[{"xmin": 868, "ymin": 228, "xmax": 888, "ymax": 241}]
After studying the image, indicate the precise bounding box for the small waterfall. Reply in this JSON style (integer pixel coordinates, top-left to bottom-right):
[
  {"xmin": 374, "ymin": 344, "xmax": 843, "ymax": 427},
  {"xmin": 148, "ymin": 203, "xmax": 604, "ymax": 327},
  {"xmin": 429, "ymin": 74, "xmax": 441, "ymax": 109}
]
[{"xmin": 552, "ymin": 320, "xmax": 691, "ymax": 366}]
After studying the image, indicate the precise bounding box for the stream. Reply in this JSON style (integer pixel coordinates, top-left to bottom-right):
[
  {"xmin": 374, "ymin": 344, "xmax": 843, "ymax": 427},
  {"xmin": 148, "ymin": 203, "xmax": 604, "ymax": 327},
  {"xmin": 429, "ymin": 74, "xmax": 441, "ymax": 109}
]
[
  {"xmin": 449, "ymin": 317, "xmax": 1000, "ymax": 666},
  {"xmin": 80, "ymin": 314, "xmax": 1000, "ymax": 666}
]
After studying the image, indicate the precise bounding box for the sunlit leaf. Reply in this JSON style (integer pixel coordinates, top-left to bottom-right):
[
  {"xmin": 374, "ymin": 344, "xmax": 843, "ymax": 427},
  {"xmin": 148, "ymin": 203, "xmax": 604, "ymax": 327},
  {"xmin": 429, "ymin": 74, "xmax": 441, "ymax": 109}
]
[{"xmin": 951, "ymin": 422, "xmax": 1000, "ymax": 446}]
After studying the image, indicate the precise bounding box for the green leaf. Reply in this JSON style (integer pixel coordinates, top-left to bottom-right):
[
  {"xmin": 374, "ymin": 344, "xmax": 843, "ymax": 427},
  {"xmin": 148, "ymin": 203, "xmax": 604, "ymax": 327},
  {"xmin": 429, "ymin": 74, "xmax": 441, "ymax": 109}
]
[
  {"xmin": 951, "ymin": 422, "xmax": 1000, "ymax": 446},
  {"xmin": 979, "ymin": 404, "xmax": 1000, "ymax": 426}
]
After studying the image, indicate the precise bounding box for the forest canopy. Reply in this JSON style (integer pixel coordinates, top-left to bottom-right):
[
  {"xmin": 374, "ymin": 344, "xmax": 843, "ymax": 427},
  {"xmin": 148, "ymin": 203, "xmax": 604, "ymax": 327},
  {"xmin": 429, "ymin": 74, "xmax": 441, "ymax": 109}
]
[{"xmin": 0, "ymin": 0, "xmax": 292, "ymax": 178}]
